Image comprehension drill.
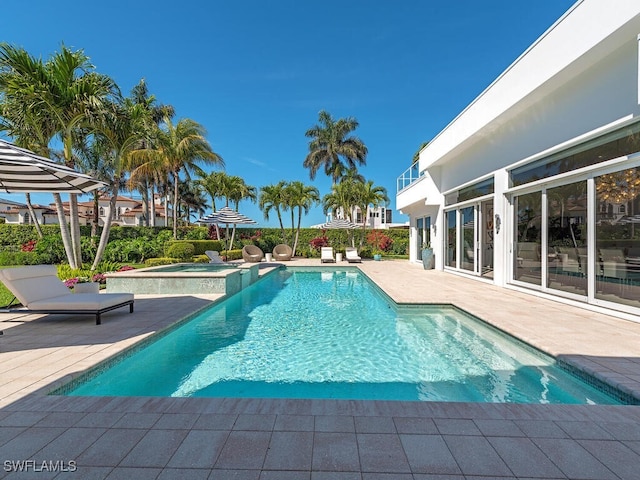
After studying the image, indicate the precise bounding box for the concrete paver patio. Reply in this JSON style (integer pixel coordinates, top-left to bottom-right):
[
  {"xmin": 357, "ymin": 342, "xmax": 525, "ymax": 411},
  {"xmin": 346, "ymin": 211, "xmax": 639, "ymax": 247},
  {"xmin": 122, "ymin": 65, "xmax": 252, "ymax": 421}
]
[{"xmin": 1, "ymin": 259, "xmax": 640, "ymax": 479}]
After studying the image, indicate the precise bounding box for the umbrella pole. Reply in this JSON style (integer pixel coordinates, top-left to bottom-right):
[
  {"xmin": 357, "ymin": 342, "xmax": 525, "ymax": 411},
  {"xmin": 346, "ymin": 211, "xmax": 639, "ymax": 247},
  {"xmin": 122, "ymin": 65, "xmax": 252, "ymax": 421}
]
[{"xmin": 229, "ymin": 224, "xmax": 237, "ymax": 251}]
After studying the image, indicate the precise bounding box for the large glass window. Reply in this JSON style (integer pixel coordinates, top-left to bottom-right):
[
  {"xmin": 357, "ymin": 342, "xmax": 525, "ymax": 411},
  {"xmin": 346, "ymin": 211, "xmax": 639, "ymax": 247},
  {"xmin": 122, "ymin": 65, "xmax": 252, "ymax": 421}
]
[
  {"xmin": 445, "ymin": 178, "xmax": 494, "ymax": 206},
  {"xmin": 514, "ymin": 192, "xmax": 542, "ymax": 286},
  {"xmin": 546, "ymin": 181, "xmax": 588, "ymax": 296},
  {"xmin": 511, "ymin": 122, "xmax": 640, "ymax": 186},
  {"xmin": 595, "ymin": 168, "xmax": 640, "ymax": 308}
]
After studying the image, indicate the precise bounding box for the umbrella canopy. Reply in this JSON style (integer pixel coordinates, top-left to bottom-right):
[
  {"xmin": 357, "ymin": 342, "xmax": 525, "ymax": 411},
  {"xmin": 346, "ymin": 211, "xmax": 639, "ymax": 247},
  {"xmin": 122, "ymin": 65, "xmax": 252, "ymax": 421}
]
[
  {"xmin": 321, "ymin": 218, "xmax": 358, "ymax": 229},
  {"xmin": 198, "ymin": 206, "xmax": 256, "ymax": 252},
  {"xmin": 0, "ymin": 139, "xmax": 106, "ymax": 194}
]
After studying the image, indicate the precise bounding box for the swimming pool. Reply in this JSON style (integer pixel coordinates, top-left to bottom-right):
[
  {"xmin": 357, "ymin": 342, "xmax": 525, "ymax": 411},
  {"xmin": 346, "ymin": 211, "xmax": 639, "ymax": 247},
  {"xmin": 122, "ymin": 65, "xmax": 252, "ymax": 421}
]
[{"xmin": 64, "ymin": 268, "xmax": 624, "ymax": 404}]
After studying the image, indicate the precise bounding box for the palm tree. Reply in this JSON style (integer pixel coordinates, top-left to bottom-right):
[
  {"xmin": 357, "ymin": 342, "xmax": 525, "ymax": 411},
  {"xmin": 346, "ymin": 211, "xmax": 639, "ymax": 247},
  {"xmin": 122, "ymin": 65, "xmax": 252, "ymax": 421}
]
[
  {"xmin": 178, "ymin": 180, "xmax": 209, "ymax": 225},
  {"xmin": 259, "ymin": 181, "xmax": 288, "ymax": 242},
  {"xmin": 197, "ymin": 171, "xmax": 227, "ymax": 213},
  {"xmin": 90, "ymin": 98, "xmax": 152, "ymax": 269},
  {"xmin": 129, "ymin": 78, "xmax": 174, "ymax": 226},
  {"xmin": 283, "ymin": 181, "xmax": 320, "ymax": 255},
  {"xmin": 133, "ymin": 116, "xmax": 224, "ymax": 239},
  {"xmin": 352, "ymin": 179, "xmax": 389, "ymax": 245},
  {"xmin": 0, "ymin": 43, "xmax": 119, "ymax": 268},
  {"xmin": 303, "ymin": 110, "xmax": 368, "ymax": 183}
]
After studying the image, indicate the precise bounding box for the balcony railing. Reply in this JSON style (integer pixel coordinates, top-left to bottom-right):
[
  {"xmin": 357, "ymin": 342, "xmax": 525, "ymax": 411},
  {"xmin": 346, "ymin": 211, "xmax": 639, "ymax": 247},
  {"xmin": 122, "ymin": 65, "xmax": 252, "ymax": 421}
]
[{"xmin": 397, "ymin": 161, "xmax": 424, "ymax": 193}]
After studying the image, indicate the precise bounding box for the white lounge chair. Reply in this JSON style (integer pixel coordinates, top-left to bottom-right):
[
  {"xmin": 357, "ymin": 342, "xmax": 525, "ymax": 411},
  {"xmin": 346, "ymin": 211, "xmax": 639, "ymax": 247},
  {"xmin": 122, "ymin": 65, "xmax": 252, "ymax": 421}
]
[
  {"xmin": 345, "ymin": 247, "xmax": 362, "ymax": 263},
  {"xmin": 205, "ymin": 250, "xmax": 224, "ymax": 263},
  {"xmin": 0, "ymin": 265, "xmax": 134, "ymax": 325},
  {"xmin": 320, "ymin": 247, "xmax": 335, "ymax": 263}
]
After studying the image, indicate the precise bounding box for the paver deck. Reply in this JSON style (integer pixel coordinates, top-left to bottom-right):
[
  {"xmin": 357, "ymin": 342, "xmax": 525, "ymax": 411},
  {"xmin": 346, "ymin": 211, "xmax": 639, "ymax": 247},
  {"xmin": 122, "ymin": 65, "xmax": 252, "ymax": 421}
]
[{"xmin": 1, "ymin": 259, "xmax": 640, "ymax": 479}]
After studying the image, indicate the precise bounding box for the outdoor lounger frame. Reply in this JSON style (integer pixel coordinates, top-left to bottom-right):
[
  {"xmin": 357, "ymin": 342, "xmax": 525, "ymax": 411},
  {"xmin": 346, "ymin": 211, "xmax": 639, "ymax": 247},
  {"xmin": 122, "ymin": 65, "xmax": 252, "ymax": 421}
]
[{"xmin": 0, "ymin": 265, "xmax": 134, "ymax": 325}]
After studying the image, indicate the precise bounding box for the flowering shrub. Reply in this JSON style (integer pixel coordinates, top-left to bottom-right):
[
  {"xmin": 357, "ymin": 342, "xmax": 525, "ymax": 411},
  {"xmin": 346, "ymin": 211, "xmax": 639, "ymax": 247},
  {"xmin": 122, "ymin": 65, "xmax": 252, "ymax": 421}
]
[
  {"xmin": 366, "ymin": 231, "xmax": 393, "ymax": 252},
  {"xmin": 117, "ymin": 265, "xmax": 135, "ymax": 272},
  {"xmin": 91, "ymin": 273, "xmax": 106, "ymax": 284},
  {"xmin": 309, "ymin": 235, "xmax": 329, "ymax": 250},
  {"xmin": 20, "ymin": 240, "xmax": 37, "ymax": 252}
]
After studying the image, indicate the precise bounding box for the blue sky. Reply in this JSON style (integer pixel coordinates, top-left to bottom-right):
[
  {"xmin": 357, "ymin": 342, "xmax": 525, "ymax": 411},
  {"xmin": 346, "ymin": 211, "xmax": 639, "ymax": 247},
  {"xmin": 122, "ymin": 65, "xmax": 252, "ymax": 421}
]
[{"xmin": 2, "ymin": 0, "xmax": 576, "ymax": 227}]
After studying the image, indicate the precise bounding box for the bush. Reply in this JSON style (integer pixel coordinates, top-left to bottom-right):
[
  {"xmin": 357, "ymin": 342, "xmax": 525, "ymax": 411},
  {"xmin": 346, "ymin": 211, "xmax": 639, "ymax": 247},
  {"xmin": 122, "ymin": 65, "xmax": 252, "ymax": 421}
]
[
  {"xmin": 0, "ymin": 250, "xmax": 40, "ymax": 266},
  {"xmin": 165, "ymin": 242, "xmax": 195, "ymax": 261},
  {"xmin": 221, "ymin": 249, "xmax": 243, "ymax": 261},
  {"xmin": 144, "ymin": 257, "xmax": 179, "ymax": 267},
  {"xmin": 166, "ymin": 240, "xmax": 225, "ymax": 256},
  {"xmin": 193, "ymin": 254, "xmax": 210, "ymax": 263}
]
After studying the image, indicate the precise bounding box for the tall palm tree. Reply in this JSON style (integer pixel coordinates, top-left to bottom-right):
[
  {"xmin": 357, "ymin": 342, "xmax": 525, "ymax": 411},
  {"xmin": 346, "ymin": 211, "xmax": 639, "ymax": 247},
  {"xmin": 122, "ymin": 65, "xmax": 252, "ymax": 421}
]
[
  {"xmin": 90, "ymin": 98, "xmax": 152, "ymax": 269},
  {"xmin": 259, "ymin": 181, "xmax": 288, "ymax": 242},
  {"xmin": 303, "ymin": 110, "xmax": 368, "ymax": 183},
  {"xmin": 0, "ymin": 43, "xmax": 119, "ymax": 268},
  {"xmin": 283, "ymin": 181, "xmax": 320, "ymax": 255},
  {"xmin": 129, "ymin": 78, "xmax": 174, "ymax": 226},
  {"xmin": 133, "ymin": 116, "xmax": 224, "ymax": 239}
]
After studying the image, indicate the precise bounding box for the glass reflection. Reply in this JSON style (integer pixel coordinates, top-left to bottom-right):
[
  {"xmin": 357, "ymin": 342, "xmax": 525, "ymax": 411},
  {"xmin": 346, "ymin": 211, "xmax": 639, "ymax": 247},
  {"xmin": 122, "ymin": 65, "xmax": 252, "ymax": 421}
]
[
  {"xmin": 595, "ymin": 168, "xmax": 640, "ymax": 307},
  {"xmin": 446, "ymin": 211, "xmax": 457, "ymax": 268},
  {"xmin": 514, "ymin": 192, "xmax": 542, "ymax": 286},
  {"xmin": 546, "ymin": 181, "xmax": 588, "ymax": 296}
]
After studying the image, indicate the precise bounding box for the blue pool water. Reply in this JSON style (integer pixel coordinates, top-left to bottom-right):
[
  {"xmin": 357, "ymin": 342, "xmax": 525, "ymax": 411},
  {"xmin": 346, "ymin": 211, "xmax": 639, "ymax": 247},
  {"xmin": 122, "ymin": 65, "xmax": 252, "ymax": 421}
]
[{"xmin": 65, "ymin": 268, "xmax": 623, "ymax": 404}]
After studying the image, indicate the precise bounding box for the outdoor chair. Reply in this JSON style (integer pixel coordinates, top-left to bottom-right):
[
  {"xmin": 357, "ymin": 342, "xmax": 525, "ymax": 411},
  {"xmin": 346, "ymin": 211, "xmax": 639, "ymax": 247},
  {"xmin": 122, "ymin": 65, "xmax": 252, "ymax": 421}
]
[
  {"xmin": 0, "ymin": 265, "xmax": 134, "ymax": 325},
  {"xmin": 205, "ymin": 250, "xmax": 224, "ymax": 263},
  {"xmin": 242, "ymin": 244, "xmax": 264, "ymax": 263},
  {"xmin": 345, "ymin": 247, "xmax": 362, "ymax": 263},
  {"xmin": 272, "ymin": 244, "xmax": 293, "ymax": 261},
  {"xmin": 321, "ymin": 247, "xmax": 336, "ymax": 263}
]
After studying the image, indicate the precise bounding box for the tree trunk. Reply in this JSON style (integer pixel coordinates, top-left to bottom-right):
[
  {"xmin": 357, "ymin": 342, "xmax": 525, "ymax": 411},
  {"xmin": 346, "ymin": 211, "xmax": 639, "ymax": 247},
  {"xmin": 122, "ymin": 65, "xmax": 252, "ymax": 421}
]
[
  {"xmin": 53, "ymin": 193, "xmax": 77, "ymax": 269},
  {"xmin": 69, "ymin": 193, "xmax": 82, "ymax": 267},
  {"xmin": 91, "ymin": 192, "xmax": 99, "ymax": 238},
  {"xmin": 173, "ymin": 170, "xmax": 179, "ymax": 239},
  {"xmin": 92, "ymin": 184, "xmax": 119, "ymax": 270},
  {"xmin": 25, "ymin": 193, "xmax": 44, "ymax": 239},
  {"xmin": 150, "ymin": 183, "xmax": 156, "ymax": 227},
  {"xmin": 293, "ymin": 208, "xmax": 302, "ymax": 256}
]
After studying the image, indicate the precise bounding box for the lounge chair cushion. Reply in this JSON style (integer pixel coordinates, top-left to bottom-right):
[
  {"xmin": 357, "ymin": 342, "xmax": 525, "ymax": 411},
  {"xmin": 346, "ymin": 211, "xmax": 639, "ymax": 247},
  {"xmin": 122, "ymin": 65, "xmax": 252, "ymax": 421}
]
[
  {"xmin": 0, "ymin": 265, "xmax": 71, "ymax": 305},
  {"xmin": 29, "ymin": 292, "xmax": 134, "ymax": 311}
]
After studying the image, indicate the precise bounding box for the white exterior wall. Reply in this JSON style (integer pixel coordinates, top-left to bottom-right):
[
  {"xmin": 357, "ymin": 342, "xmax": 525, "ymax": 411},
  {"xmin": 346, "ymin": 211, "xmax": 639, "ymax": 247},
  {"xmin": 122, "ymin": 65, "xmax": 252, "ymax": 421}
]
[{"xmin": 396, "ymin": 0, "xmax": 640, "ymax": 316}]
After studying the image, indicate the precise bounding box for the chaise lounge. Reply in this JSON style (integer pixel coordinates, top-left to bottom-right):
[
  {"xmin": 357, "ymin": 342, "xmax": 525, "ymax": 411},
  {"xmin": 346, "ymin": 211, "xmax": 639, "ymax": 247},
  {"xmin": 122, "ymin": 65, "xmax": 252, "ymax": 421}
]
[
  {"xmin": 345, "ymin": 247, "xmax": 362, "ymax": 263},
  {"xmin": 0, "ymin": 265, "xmax": 134, "ymax": 325},
  {"xmin": 321, "ymin": 247, "xmax": 336, "ymax": 263},
  {"xmin": 205, "ymin": 250, "xmax": 224, "ymax": 263}
]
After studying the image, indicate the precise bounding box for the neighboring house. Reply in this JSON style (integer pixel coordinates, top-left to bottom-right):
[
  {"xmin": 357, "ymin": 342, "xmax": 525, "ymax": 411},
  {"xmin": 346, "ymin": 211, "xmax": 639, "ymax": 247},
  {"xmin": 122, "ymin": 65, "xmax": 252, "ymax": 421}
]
[
  {"xmin": 313, "ymin": 206, "xmax": 408, "ymax": 229},
  {"xmin": 0, "ymin": 195, "xmax": 169, "ymax": 227},
  {"xmin": 396, "ymin": 1, "xmax": 640, "ymax": 320}
]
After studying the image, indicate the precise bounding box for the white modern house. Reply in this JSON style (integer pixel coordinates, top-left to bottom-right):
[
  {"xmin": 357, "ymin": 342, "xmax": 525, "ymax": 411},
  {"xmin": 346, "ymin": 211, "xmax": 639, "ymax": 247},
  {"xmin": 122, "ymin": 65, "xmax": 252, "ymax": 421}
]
[{"xmin": 397, "ymin": 0, "xmax": 640, "ymax": 320}]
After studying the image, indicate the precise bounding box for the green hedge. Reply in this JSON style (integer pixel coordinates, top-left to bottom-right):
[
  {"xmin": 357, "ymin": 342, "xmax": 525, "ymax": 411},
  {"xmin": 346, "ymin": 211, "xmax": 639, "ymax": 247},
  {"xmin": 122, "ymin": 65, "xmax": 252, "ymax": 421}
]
[{"xmin": 0, "ymin": 224, "xmax": 409, "ymax": 265}]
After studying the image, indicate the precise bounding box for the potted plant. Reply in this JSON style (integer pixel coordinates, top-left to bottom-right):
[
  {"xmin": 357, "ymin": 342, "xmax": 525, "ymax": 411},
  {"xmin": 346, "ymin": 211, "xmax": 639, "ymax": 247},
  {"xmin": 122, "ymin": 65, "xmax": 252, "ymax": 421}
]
[
  {"xmin": 421, "ymin": 242, "xmax": 434, "ymax": 269},
  {"xmin": 372, "ymin": 249, "xmax": 383, "ymax": 261},
  {"xmin": 64, "ymin": 276, "xmax": 100, "ymax": 294}
]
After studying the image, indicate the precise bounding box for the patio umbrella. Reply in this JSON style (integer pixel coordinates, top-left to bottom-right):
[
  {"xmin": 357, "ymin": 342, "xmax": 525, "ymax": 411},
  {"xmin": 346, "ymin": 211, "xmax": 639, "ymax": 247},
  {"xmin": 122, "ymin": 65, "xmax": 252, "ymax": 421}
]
[
  {"xmin": 198, "ymin": 206, "xmax": 256, "ymax": 251},
  {"xmin": 320, "ymin": 217, "xmax": 359, "ymax": 248},
  {"xmin": 321, "ymin": 218, "xmax": 358, "ymax": 229},
  {"xmin": 0, "ymin": 139, "xmax": 106, "ymax": 193}
]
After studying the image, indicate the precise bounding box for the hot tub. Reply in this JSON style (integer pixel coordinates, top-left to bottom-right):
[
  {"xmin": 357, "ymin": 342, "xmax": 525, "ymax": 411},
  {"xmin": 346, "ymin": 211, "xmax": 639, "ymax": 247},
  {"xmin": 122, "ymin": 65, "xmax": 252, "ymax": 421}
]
[{"xmin": 105, "ymin": 263, "xmax": 260, "ymax": 296}]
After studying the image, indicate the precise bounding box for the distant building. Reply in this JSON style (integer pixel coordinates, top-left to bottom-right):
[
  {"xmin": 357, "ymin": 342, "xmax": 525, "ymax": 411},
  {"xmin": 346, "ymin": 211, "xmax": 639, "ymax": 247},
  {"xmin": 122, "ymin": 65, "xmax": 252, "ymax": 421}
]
[{"xmin": 0, "ymin": 195, "xmax": 169, "ymax": 227}]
